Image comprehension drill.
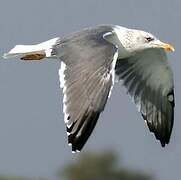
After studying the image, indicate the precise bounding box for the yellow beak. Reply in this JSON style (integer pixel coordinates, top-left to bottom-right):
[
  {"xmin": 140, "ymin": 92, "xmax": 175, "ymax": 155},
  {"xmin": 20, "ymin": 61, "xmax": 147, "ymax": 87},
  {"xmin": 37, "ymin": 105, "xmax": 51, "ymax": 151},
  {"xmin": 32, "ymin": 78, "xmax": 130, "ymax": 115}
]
[{"xmin": 159, "ymin": 43, "xmax": 175, "ymax": 52}]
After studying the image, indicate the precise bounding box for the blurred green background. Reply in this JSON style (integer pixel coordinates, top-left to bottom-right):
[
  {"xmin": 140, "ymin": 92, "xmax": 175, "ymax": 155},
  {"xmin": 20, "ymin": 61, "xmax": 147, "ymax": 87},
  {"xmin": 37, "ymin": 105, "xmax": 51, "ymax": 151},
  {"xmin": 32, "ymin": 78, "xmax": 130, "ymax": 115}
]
[{"xmin": 0, "ymin": 151, "xmax": 154, "ymax": 180}]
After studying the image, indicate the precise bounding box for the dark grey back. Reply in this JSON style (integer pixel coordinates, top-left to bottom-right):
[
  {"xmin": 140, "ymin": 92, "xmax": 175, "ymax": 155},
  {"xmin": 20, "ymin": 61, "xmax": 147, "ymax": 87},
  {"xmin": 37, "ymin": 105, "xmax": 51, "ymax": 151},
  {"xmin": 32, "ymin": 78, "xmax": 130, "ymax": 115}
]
[{"xmin": 53, "ymin": 25, "xmax": 114, "ymax": 65}]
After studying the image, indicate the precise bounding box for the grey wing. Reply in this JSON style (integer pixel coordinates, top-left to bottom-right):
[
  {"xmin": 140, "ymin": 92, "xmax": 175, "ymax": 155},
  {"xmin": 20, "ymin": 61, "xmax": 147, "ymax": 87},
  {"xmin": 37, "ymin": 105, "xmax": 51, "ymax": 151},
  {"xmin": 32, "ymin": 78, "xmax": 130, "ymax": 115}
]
[
  {"xmin": 115, "ymin": 48, "xmax": 174, "ymax": 147},
  {"xmin": 56, "ymin": 31, "xmax": 118, "ymax": 152}
]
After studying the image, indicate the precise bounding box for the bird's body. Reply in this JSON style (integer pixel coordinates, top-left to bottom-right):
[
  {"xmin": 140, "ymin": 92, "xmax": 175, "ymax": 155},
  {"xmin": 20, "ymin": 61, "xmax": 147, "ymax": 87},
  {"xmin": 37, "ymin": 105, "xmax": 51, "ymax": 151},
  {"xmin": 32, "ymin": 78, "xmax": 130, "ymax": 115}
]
[{"xmin": 3, "ymin": 25, "xmax": 175, "ymax": 152}]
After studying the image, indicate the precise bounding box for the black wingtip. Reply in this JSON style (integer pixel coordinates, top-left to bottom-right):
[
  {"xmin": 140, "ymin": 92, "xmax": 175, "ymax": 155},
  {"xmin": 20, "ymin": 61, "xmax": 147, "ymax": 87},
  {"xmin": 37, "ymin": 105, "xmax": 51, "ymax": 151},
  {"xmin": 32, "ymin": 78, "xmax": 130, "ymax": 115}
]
[
  {"xmin": 67, "ymin": 111, "xmax": 100, "ymax": 152},
  {"xmin": 142, "ymin": 108, "xmax": 173, "ymax": 148},
  {"xmin": 160, "ymin": 141, "xmax": 166, "ymax": 147}
]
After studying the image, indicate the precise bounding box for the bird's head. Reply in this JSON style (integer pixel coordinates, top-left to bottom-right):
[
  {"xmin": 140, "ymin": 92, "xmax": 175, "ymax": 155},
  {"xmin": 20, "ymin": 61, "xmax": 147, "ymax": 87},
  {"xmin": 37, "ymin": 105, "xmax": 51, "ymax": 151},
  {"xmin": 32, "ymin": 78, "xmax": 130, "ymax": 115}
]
[
  {"xmin": 114, "ymin": 26, "xmax": 175, "ymax": 55},
  {"xmin": 133, "ymin": 29, "xmax": 174, "ymax": 52}
]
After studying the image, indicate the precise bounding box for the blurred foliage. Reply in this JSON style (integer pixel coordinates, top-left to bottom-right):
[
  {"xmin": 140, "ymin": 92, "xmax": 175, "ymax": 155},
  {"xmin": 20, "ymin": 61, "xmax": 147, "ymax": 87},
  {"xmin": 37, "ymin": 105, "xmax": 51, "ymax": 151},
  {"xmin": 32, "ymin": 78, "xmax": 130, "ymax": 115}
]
[
  {"xmin": 0, "ymin": 151, "xmax": 154, "ymax": 180},
  {"xmin": 59, "ymin": 151, "xmax": 154, "ymax": 180}
]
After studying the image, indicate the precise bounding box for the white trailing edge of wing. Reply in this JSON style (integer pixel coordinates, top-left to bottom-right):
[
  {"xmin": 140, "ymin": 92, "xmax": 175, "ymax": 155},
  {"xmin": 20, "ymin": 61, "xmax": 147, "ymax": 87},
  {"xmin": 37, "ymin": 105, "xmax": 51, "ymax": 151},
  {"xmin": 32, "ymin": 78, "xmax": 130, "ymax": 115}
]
[{"xmin": 108, "ymin": 50, "xmax": 118, "ymax": 98}]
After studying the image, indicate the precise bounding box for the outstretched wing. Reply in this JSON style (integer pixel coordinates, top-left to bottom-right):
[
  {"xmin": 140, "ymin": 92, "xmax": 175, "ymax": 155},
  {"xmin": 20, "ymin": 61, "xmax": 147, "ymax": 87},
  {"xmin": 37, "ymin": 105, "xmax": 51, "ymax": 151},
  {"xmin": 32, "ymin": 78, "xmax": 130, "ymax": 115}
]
[
  {"xmin": 55, "ymin": 30, "xmax": 118, "ymax": 152},
  {"xmin": 115, "ymin": 48, "xmax": 174, "ymax": 146}
]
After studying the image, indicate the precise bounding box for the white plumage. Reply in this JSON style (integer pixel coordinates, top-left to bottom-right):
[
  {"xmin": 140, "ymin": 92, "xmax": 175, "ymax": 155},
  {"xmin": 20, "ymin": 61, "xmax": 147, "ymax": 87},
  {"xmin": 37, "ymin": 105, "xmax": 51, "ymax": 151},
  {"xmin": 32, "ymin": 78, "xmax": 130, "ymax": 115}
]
[{"xmin": 3, "ymin": 37, "xmax": 59, "ymax": 59}]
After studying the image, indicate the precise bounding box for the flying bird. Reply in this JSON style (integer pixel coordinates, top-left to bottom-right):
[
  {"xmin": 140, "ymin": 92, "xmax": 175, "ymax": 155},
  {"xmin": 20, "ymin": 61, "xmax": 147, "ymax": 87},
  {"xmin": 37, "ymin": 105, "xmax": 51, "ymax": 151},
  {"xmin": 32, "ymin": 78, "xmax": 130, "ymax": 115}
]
[{"xmin": 3, "ymin": 25, "xmax": 175, "ymax": 152}]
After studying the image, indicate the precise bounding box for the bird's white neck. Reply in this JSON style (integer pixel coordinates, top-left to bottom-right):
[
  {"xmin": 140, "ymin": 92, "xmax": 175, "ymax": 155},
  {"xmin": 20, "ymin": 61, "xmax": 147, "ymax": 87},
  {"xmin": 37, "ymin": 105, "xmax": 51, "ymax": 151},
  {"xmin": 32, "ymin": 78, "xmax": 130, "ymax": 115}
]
[{"xmin": 112, "ymin": 25, "xmax": 135, "ymax": 59}]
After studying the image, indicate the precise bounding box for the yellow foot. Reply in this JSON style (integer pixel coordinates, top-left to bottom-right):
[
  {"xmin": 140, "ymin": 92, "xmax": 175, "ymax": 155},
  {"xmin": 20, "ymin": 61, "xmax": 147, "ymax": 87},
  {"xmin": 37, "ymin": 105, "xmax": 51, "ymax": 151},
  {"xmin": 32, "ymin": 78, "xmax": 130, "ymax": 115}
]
[{"xmin": 20, "ymin": 53, "xmax": 46, "ymax": 60}]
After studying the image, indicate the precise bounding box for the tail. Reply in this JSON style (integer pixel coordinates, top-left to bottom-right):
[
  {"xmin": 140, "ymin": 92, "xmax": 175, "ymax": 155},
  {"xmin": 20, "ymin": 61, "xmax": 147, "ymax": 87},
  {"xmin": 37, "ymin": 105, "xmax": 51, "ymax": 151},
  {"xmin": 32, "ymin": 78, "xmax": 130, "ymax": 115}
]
[{"xmin": 3, "ymin": 37, "xmax": 59, "ymax": 60}]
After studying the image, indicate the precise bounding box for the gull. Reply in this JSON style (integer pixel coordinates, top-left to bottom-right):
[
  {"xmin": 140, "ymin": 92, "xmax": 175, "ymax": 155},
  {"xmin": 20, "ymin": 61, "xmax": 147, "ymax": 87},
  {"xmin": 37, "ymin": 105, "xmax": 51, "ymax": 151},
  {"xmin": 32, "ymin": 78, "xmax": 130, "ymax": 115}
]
[{"xmin": 3, "ymin": 25, "xmax": 175, "ymax": 152}]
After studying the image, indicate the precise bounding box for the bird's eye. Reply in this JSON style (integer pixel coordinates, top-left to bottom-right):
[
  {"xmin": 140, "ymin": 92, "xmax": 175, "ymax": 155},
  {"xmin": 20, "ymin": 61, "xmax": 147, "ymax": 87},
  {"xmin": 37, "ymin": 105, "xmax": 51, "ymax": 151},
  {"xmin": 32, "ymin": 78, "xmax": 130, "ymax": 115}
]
[{"xmin": 145, "ymin": 37, "xmax": 154, "ymax": 42}]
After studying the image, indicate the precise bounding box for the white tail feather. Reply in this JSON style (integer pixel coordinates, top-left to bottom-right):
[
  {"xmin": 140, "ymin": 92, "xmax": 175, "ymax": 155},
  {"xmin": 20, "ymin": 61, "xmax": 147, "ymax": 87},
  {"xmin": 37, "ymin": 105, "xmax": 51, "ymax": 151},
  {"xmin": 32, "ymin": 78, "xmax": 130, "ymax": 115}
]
[{"xmin": 3, "ymin": 37, "xmax": 59, "ymax": 59}]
